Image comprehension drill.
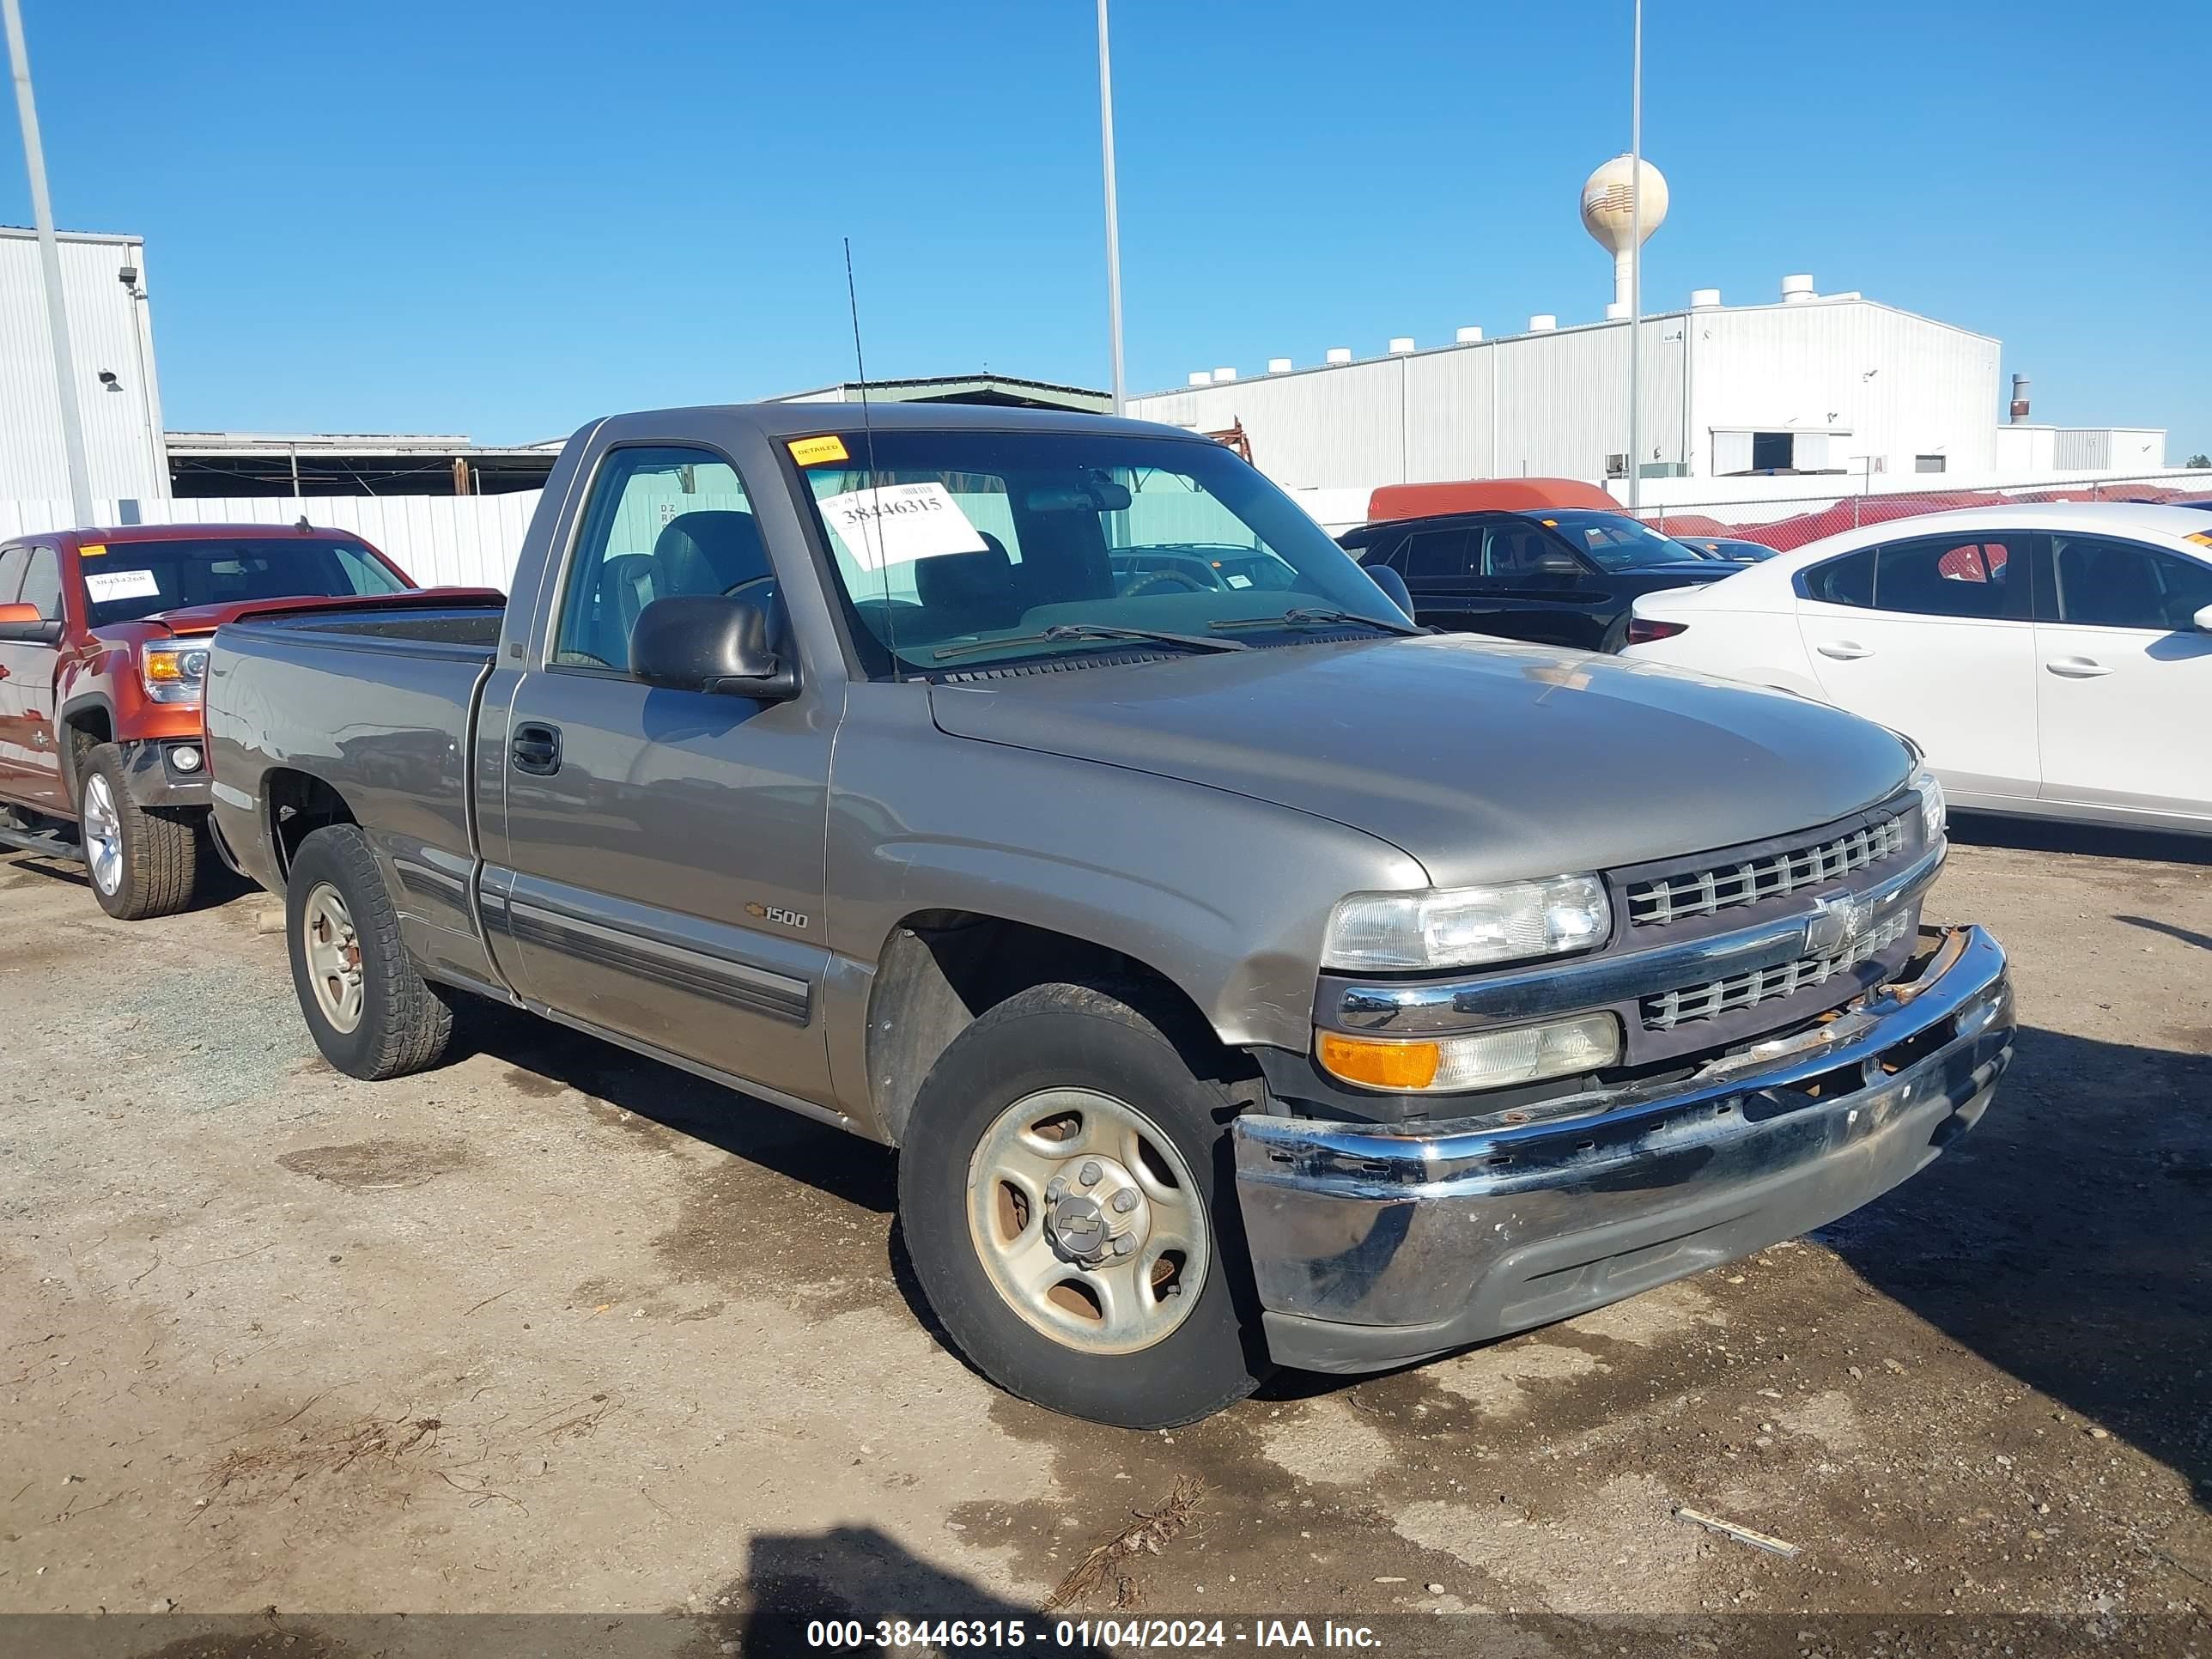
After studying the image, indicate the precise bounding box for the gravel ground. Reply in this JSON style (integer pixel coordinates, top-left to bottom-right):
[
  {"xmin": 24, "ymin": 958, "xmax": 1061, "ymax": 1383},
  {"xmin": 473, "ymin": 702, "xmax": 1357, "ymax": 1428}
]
[{"xmin": 0, "ymin": 818, "xmax": 2206, "ymax": 1656}]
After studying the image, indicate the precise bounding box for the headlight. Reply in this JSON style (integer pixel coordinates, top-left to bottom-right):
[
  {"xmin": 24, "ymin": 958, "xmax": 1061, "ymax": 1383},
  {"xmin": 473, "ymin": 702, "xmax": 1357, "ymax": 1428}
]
[
  {"xmin": 141, "ymin": 643, "xmax": 210, "ymax": 704},
  {"xmin": 1318, "ymin": 1012, "xmax": 1621, "ymax": 1093},
  {"xmin": 1911, "ymin": 767, "xmax": 1946, "ymax": 843},
  {"xmin": 1323, "ymin": 874, "xmax": 1611, "ymax": 972}
]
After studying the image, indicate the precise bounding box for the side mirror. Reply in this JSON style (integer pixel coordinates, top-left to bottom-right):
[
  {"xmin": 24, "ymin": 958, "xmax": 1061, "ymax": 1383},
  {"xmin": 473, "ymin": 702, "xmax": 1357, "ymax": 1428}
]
[
  {"xmin": 0, "ymin": 601, "xmax": 61, "ymax": 644},
  {"xmin": 629, "ymin": 595, "xmax": 798, "ymax": 701},
  {"xmin": 1365, "ymin": 563, "xmax": 1416, "ymax": 620},
  {"xmin": 2196, "ymin": 603, "xmax": 2212, "ymax": 635},
  {"xmin": 1534, "ymin": 553, "xmax": 1583, "ymax": 577}
]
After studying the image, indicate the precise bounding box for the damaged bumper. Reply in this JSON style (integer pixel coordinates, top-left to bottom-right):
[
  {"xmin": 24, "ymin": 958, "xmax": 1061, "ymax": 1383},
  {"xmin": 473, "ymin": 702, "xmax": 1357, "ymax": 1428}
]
[{"xmin": 1231, "ymin": 925, "xmax": 2014, "ymax": 1375}]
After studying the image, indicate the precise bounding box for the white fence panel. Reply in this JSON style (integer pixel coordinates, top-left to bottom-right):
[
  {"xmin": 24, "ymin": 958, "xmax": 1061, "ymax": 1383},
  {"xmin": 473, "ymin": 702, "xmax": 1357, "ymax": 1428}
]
[{"xmin": 0, "ymin": 494, "xmax": 542, "ymax": 591}]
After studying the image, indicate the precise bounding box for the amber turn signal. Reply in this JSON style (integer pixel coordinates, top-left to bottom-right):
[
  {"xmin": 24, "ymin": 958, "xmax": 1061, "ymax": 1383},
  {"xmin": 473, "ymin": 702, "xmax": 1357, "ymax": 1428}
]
[{"xmin": 1316, "ymin": 1031, "xmax": 1442, "ymax": 1091}]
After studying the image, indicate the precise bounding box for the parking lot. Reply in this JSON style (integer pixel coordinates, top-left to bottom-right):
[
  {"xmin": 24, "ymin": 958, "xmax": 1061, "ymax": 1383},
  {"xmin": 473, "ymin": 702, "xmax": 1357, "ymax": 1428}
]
[{"xmin": 2, "ymin": 822, "xmax": 2207, "ymax": 1645}]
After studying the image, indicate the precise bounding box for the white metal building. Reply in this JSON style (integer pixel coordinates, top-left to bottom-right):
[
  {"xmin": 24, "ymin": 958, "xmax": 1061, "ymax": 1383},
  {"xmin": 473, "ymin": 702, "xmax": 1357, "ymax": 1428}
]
[
  {"xmin": 0, "ymin": 227, "xmax": 167, "ymax": 506},
  {"xmin": 1128, "ymin": 278, "xmax": 2026, "ymax": 494}
]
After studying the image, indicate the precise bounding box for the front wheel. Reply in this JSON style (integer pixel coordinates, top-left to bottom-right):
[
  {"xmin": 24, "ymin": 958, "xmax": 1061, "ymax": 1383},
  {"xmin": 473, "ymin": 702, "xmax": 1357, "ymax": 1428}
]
[
  {"xmin": 78, "ymin": 743, "xmax": 201, "ymax": 920},
  {"xmin": 896, "ymin": 981, "xmax": 1271, "ymax": 1428}
]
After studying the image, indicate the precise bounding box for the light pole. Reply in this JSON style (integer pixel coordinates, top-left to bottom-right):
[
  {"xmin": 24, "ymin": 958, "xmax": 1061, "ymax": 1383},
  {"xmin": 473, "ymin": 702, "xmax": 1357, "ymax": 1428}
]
[
  {"xmin": 1096, "ymin": 0, "xmax": 1127, "ymax": 416},
  {"xmin": 3, "ymin": 0, "xmax": 92, "ymax": 524},
  {"xmin": 1626, "ymin": 0, "xmax": 1643, "ymax": 513}
]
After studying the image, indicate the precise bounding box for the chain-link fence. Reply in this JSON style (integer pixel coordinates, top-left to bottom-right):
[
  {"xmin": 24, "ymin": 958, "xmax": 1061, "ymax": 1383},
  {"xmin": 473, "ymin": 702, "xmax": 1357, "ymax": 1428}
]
[{"xmin": 1628, "ymin": 469, "xmax": 2212, "ymax": 551}]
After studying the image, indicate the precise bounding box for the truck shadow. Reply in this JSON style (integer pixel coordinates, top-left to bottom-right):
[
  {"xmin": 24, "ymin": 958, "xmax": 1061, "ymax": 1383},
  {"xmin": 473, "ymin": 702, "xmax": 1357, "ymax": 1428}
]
[
  {"xmin": 714, "ymin": 1524, "xmax": 1114, "ymax": 1655},
  {"xmin": 1814, "ymin": 1023, "xmax": 2212, "ymax": 1506},
  {"xmin": 447, "ymin": 996, "xmax": 898, "ymax": 1218},
  {"xmin": 1948, "ymin": 811, "xmax": 2212, "ymax": 866}
]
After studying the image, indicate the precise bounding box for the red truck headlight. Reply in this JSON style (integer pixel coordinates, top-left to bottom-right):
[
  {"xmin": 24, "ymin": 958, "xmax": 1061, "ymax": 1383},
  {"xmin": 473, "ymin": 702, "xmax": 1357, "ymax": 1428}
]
[{"xmin": 141, "ymin": 643, "xmax": 210, "ymax": 704}]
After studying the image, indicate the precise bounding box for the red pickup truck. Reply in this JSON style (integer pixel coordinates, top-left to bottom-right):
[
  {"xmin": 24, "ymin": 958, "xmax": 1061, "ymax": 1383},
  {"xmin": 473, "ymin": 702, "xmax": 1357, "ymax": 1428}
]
[{"xmin": 0, "ymin": 523, "xmax": 494, "ymax": 919}]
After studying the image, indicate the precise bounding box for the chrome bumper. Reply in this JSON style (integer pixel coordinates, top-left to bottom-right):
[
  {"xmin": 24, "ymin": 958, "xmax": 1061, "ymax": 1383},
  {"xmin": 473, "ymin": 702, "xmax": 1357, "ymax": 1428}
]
[{"xmin": 1232, "ymin": 924, "xmax": 2014, "ymax": 1375}]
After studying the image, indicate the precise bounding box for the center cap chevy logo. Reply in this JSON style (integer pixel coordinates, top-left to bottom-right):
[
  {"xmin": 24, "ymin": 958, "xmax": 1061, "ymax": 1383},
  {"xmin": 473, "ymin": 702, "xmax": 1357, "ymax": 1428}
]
[{"xmin": 1805, "ymin": 893, "xmax": 1873, "ymax": 955}]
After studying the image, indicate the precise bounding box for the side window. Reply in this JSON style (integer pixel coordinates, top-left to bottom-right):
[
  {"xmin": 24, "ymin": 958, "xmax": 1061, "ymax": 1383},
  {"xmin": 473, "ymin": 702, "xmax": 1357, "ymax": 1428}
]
[
  {"xmin": 2053, "ymin": 536, "xmax": 2212, "ymax": 631},
  {"xmin": 1802, "ymin": 548, "xmax": 1875, "ymax": 607},
  {"xmin": 1481, "ymin": 523, "xmax": 1564, "ymax": 578},
  {"xmin": 18, "ymin": 550, "xmax": 62, "ymax": 620},
  {"xmin": 1401, "ymin": 528, "xmax": 1475, "ymax": 583},
  {"xmin": 0, "ymin": 544, "xmax": 26, "ymax": 604},
  {"xmin": 552, "ymin": 447, "xmax": 767, "ymax": 672},
  {"xmin": 1871, "ymin": 535, "xmax": 2025, "ymax": 621}
]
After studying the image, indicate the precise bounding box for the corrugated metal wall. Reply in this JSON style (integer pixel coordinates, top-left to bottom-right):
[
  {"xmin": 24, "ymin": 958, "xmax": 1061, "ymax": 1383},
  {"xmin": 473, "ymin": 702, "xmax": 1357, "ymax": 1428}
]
[
  {"xmin": 1131, "ymin": 301, "xmax": 1996, "ymax": 494},
  {"xmin": 1689, "ymin": 302, "xmax": 1998, "ymax": 478},
  {"xmin": 0, "ymin": 231, "xmax": 168, "ymax": 503},
  {"xmin": 0, "ymin": 494, "xmax": 537, "ymax": 589},
  {"xmin": 1130, "ymin": 317, "xmax": 1691, "ymax": 490}
]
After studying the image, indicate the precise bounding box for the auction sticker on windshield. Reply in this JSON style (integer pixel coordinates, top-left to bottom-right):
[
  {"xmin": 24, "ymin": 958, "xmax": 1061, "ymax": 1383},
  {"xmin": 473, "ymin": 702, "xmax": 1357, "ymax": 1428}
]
[
  {"xmin": 83, "ymin": 568, "xmax": 163, "ymax": 603},
  {"xmin": 817, "ymin": 482, "xmax": 988, "ymax": 572}
]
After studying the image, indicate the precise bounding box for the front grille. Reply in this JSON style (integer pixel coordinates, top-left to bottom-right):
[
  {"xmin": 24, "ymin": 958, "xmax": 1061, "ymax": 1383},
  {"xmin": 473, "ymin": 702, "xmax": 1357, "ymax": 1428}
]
[
  {"xmin": 1642, "ymin": 911, "xmax": 1911, "ymax": 1031},
  {"xmin": 1627, "ymin": 812, "xmax": 1906, "ymax": 927}
]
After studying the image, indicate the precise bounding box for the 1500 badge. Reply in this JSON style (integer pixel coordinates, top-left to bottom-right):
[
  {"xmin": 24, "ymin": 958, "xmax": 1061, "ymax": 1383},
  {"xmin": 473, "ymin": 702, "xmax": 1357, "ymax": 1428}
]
[{"xmin": 745, "ymin": 902, "xmax": 810, "ymax": 930}]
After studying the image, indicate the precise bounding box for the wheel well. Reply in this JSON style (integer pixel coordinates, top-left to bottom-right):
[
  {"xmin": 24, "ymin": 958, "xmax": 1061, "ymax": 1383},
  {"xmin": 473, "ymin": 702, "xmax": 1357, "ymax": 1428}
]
[
  {"xmin": 863, "ymin": 913, "xmax": 1248, "ymax": 1147},
  {"xmin": 265, "ymin": 769, "xmax": 358, "ymax": 877},
  {"xmin": 59, "ymin": 708, "xmax": 112, "ymax": 805}
]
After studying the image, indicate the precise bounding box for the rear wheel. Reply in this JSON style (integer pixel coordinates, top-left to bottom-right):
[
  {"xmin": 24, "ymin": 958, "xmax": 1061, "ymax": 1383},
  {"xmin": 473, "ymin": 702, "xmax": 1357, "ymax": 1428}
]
[
  {"xmin": 286, "ymin": 823, "xmax": 453, "ymax": 1079},
  {"xmin": 896, "ymin": 981, "xmax": 1271, "ymax": 1428},
  {"xmin": 78, "ymin": 743, "xmax": 201, "ymax": 920}
]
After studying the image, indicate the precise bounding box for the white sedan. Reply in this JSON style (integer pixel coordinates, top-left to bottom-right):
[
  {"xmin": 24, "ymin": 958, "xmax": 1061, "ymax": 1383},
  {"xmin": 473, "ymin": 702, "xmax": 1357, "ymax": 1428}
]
[{"xmin": 1620, "ymin": 502, "xmax": 2212, "ymax": 833}]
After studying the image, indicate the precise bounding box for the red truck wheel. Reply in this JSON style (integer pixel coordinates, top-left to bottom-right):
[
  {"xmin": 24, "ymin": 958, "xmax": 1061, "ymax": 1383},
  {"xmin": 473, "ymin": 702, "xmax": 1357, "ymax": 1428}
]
[{"xmin": 78, "ymin": 744, "xmax": 201, "ymax": 921}]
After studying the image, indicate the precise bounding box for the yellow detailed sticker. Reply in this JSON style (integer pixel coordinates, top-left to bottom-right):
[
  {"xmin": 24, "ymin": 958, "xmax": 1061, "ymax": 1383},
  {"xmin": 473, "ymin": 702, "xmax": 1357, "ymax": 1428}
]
[
  {"xmin": 79, "ymin": 542, "xmax": 108, "ymax": 558},
  {"xmin": 787, "ymin": 434, "xmax": 850, "ymax": 466}
]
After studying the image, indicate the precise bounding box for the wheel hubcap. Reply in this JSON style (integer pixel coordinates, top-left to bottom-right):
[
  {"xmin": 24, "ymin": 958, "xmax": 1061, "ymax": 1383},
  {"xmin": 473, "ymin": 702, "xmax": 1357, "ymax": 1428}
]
[
  {"xmin": 967, "ymin": 1088, "xmax": 1209, "ymax": 1355},
  {"xmin": 82, "ymin": 773, "xmax": 122, "ymax": 896},
  {"xmin": 302, "ymin": 883, "xmax": 366, "ymax": 1034}
]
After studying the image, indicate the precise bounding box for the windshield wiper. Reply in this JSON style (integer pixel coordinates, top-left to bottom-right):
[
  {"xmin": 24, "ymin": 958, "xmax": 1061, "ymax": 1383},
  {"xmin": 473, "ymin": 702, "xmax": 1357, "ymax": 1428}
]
[
  {"xmin": 932, "ymin": 623, "xmax": 1251, "ymax": 663},
  {"xmin": 1209, "ymin": 606, "xmax": 1421, "ymax": 637}
]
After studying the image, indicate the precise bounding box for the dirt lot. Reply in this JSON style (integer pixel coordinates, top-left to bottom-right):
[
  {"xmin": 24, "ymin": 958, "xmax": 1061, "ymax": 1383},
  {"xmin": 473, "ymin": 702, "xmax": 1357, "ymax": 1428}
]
[{"xmin": 2, "ymin": 820, "xmax": 2208, "ymax": 1654}]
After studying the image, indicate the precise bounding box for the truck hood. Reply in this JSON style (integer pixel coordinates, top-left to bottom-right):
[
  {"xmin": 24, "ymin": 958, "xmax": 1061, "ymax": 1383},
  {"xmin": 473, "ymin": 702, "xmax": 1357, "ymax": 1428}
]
[
  {"xmin": 130, "ymin": 587, "xmax": 499, "ymax": 637},
  {"xmin": 927, "ymin": 635, "xmax": 1913, "ymax": 885}
]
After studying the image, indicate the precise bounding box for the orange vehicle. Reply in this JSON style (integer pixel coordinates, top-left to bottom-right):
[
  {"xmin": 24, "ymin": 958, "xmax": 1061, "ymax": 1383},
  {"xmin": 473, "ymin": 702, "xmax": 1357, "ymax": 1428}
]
[
  {"xmin": 0, "ymin": 522, "xmax": 495, "ymax": 918},
  {"xmin": 1364, "ymin": 477, "xmax": 1620, "ymax": 522}
]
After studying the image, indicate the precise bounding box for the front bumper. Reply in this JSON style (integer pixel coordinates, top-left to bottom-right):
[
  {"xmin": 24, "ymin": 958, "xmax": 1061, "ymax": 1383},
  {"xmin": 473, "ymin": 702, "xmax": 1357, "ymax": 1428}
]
[
  {"xmin": 116, "ymin": 737, "xmax": 211, "ymax": 811},
  {"xmin": 1232, "ymin": 924, "xmax": 2013, "ymax": 1374}
]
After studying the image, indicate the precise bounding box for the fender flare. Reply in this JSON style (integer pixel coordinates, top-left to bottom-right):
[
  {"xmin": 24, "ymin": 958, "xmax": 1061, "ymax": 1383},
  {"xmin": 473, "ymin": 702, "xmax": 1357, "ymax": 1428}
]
[{"xmin": 53, "ymin": 689, "xmax": 118, "ymax": 805}]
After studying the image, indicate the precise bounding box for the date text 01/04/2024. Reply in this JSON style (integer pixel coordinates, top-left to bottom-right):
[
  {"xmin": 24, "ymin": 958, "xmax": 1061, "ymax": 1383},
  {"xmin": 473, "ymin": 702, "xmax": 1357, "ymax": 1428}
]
[{"xmin": 803, "ymin": 1618, "xmax": 1385, "ymax": 1650}]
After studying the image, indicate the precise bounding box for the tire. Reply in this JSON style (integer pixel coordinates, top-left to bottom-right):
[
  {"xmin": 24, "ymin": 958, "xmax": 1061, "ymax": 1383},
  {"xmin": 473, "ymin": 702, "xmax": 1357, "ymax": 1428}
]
[
  {"xmin": 896, "ymin": 981, "xmax": 1273, "ymax": 1429},
  {"xmin": 77, "ymin": 742, "xmax": 201, "ymax": 920},
  {"xmin": 285, "ymin": 823, "xmax": 453, "ymax": 1080},
  {"xmin": 1596, "ymin": 614, "xmax": 1632, "ymax": 654}
]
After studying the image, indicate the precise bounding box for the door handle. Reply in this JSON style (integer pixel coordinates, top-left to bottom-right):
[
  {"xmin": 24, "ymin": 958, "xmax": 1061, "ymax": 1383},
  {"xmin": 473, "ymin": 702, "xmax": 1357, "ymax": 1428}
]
[
  {"xmin": 2045, "ymin": 657, "xmax": 2112, "ymax": 678},
  {"xmin": 510, "ymin": 722, "xmax": 562, "ymax": 775},
  {"xmin": 1815, "ymin": 641, "xmax": 1873, "ymax": 660}
]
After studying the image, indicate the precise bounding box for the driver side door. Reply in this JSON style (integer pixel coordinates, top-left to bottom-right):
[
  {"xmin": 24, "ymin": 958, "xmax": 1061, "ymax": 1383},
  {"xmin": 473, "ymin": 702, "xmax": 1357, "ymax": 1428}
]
[{"xmin": 482, "ymin": 442, "xmax": 837, "ymax": 1109}]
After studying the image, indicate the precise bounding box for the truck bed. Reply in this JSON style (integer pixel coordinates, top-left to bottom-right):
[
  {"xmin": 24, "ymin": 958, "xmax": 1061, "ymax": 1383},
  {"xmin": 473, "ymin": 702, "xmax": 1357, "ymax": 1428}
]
[
  {"xmin": 206, "ymin": 600, "xmax": 506, "ymax": 982},
  {"xmin": 218, "ymin": 596, "xmax": 506, "ymax": 652}
]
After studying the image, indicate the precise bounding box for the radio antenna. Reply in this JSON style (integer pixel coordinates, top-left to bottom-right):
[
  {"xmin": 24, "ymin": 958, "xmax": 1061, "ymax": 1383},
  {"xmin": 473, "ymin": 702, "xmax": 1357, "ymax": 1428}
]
[{"xmin": 843, "ymin": 237, "xmax": 898, "ymax": 682}]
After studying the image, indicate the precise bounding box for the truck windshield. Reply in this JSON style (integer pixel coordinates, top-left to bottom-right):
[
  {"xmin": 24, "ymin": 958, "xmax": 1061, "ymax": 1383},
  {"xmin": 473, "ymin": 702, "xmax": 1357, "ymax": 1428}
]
[
  {"xmin": 793, "ymin": 430, "xmax": 1407, "ymax": 675},
  {"xmin": 1536, "ymin": 510, "xmax": 1707, "ymax": 570},
  {"xmin": 79, "ymin": 538, "xmax": 406, "ymax": 627}
]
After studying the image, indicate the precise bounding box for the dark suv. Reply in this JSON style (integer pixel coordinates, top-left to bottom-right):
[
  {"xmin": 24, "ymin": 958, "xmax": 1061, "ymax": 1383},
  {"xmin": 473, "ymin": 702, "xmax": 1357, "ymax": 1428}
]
[{"xmin": 1340, "ymin": 507, "xmax": 1725, "ymax": 652}]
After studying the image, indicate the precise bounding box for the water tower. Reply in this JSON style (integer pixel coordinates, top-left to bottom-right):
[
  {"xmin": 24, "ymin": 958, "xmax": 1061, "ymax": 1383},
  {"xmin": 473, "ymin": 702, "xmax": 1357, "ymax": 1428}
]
[{"xmin": 1581, "ymin": 154, "xmax": 1668, "ymax": 318}]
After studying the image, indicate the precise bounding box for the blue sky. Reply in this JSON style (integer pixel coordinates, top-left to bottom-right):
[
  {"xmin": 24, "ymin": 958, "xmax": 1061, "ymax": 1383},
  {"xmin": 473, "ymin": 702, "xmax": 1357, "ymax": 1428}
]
[{"xmin": 6, "ymin": 0, "xmax": 2208, "ymax": 453}]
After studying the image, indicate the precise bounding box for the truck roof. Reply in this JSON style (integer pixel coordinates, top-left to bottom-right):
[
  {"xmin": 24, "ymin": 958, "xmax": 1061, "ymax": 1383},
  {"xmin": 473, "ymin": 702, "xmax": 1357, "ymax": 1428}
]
[
  {"xmin": 585, "ymin": 402, "xmax": 1187, "ymax": 444},
  {"xmin": 38, "ymin": 522, "xmax": 374, "ymax": 550}
]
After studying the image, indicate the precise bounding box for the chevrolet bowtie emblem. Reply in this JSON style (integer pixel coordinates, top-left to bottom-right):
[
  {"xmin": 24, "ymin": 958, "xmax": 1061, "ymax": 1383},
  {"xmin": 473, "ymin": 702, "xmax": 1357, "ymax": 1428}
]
[{"xmin": 1805, "ymin": 893, "xmax": 1871, "ymax": 955}]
